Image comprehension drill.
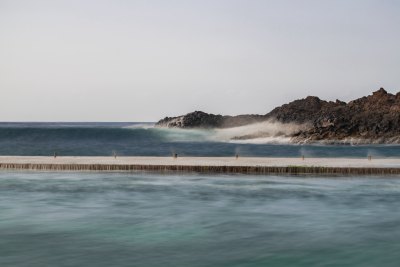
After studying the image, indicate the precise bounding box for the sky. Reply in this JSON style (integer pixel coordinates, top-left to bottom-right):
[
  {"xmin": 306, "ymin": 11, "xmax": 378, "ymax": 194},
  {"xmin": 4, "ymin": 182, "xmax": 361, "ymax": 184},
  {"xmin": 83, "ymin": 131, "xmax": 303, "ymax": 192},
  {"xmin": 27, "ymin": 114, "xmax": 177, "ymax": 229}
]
[{"xmin": 0, "ymin": 0, "xmax": 399, "ymax": 121}]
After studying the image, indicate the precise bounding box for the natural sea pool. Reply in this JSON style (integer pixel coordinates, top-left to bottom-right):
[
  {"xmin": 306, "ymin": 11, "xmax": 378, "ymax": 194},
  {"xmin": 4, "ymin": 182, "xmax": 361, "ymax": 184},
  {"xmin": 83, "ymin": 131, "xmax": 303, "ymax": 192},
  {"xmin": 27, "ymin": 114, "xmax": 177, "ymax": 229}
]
[{"xmin": 1, "ymin": 171, "xmax": 400, "ymax": 267}]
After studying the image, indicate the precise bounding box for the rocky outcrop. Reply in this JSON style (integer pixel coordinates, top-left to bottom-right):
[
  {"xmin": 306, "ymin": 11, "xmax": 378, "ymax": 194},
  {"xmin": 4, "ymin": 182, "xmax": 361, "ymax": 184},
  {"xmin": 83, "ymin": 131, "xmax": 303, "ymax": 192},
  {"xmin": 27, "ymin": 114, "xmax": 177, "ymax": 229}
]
[
  {"xmin": 155, "ymin": 88, "xmax": 400, "ymax": 143},
  {"xmin": 156, "ymin": 111, "xmax": 266, "ymax": 128},
  {"xmin": 156, "ymin": 111, "xmax": 224, "ymax": 128},
  {"xmin": 264, "ymin": 96, "xmax": 346, "ymax": 124},
  {"xmin": 293, "ymin": 88, "xmax": 400, "ymax": 143}
]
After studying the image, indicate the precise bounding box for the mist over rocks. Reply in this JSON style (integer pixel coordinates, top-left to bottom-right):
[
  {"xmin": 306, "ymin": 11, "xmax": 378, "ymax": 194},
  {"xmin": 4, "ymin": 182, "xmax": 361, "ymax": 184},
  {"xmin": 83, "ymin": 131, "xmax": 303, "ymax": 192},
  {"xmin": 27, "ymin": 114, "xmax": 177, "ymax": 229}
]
[{"xmin": 155, "ymin": 88, "xmax": 400, "ymax": 143}]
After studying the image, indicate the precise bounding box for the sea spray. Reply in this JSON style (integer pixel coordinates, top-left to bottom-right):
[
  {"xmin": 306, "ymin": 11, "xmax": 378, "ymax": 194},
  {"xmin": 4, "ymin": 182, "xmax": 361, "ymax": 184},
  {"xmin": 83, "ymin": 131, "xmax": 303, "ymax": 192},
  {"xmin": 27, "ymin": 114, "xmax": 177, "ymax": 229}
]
[
  {"xmin": 156, "ymin": 120, "xmax": 308, "ymax": 144},
  {"xmin": 213, "ymin": 120, "xmax": 309, "ymax": 143}
]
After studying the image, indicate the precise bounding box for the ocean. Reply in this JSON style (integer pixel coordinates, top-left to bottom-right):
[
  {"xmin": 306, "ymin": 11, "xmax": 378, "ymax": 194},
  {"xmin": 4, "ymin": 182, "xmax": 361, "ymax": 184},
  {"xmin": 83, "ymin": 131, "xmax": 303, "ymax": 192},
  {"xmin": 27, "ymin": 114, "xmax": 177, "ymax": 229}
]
[
  {"xmin": 1, "ymin": 122, "xmax": 400, "ymax": 266},
  {"xmin": 0, "ymin": 122, "xmax": 399, "ymax": 157}
]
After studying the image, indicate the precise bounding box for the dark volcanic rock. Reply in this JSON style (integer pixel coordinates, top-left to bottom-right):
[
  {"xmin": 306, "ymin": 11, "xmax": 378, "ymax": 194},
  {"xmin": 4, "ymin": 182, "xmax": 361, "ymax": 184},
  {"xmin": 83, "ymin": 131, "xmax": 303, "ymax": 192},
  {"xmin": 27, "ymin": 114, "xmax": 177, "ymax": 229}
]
[
  {"xmin": 264, "ymin": 96, "xmax": 345, "ymax": 124},
  {"xmin": 155, "ymin": 88, "xmax": 400, "ymax": 143},
  {"xmin": 156, "ymin": 111, "xmax": 266, "ymax": 128},
  {"xmin": 156, "ymin": 111, "xmax": 225, "ymax": 128},
  {"xmin": 296, "ymin": 88, "xmax": 400, "ymax": 142}
]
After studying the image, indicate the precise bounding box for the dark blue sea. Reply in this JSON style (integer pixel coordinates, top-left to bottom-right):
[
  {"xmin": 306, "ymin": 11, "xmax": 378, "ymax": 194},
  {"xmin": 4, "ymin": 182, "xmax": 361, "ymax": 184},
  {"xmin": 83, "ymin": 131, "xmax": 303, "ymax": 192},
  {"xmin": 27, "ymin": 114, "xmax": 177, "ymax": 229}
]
[
  {"xmin": 0, "ymin": 122, "xmax": 399, "ymax": 157},
  {"xmin": 1, "ymin": 122, "xmax": 400, "ymax": 267}
]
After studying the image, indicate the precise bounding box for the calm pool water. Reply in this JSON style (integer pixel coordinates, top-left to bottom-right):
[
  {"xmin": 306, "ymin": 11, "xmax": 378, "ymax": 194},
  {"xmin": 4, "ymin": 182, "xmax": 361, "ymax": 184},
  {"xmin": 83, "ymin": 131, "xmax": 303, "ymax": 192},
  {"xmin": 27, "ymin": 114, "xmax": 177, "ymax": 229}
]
[{"xmin": 1, "ymin": 171, "xmax": 400, "ymax": 266}]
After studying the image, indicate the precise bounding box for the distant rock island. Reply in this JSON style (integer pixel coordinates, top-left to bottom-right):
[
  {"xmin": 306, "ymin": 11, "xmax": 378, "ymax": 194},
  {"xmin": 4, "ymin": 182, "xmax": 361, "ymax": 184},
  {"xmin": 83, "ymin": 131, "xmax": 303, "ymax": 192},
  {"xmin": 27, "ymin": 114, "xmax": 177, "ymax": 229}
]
[{"xmin": 156, "ymin": 88, "xmax": 400, "ymax": 143}]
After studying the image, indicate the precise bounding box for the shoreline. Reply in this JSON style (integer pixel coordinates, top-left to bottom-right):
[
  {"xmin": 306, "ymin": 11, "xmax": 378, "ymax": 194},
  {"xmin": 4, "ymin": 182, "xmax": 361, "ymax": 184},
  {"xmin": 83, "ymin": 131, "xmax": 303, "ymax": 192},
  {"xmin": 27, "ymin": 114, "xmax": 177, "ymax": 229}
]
[{"xmin": 1, "ymin": 156, "xmax": 400, "ymax": 175}]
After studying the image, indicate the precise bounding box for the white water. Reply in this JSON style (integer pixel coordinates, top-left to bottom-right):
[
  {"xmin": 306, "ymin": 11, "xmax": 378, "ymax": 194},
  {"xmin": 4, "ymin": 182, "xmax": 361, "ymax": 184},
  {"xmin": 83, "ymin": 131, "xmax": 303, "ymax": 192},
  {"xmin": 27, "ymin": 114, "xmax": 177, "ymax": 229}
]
[
  {"xmin": 214, "ymin": 120, "xmax": 309, "ymax": 143},
  {"xmin": 156, "ymin": 120, "xmax": 308, "ymax": 144}
]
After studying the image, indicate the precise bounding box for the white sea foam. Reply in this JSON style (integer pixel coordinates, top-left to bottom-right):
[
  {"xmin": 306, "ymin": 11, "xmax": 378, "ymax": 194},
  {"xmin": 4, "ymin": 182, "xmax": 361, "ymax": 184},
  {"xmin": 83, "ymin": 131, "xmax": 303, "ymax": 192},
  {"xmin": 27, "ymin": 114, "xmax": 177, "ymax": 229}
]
[
  {"xmin": 228, "ymin": 136, "xmax": 293, "ymax": 144},
  {"xmin": 123, "ymin": 123, "xmax": 155, "ymax": 129},
  {"xmin": 212, "ymin": 120, "xmax": 309, "ymax": 143},
  {"xmin": 156, "ymin": 120, "xmax": 309, "ymax": 144}
]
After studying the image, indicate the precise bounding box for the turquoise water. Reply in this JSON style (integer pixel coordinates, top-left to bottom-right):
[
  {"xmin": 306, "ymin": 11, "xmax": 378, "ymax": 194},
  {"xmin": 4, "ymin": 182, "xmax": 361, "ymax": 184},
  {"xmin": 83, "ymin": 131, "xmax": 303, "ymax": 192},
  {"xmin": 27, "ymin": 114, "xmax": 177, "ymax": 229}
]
[{"xmin": 1, "ymin": 171, "xmax": 400, "ymax": 266}]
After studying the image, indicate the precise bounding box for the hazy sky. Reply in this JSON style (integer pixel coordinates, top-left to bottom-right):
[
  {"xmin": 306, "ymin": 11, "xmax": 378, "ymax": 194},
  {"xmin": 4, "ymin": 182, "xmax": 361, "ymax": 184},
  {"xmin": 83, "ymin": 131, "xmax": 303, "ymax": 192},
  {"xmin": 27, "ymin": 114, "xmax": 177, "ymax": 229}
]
[{"xmin": 1, "ymin": 0, "xmax": 399, "ymax": 121}]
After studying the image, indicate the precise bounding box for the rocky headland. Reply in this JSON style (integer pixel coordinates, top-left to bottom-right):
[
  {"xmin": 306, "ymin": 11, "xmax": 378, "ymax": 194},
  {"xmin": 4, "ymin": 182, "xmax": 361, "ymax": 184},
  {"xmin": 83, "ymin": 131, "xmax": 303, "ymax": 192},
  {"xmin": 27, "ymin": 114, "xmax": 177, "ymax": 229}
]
[{"xmin": 156, "ymin": 88, "xmax": 400, "ymax": 143}]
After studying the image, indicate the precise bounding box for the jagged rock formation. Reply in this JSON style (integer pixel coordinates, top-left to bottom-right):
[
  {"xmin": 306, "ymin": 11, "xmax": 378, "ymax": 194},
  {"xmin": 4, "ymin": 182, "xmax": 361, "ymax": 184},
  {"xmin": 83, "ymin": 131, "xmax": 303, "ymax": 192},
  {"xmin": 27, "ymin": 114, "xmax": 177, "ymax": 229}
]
[
  {"xmin": 264, "ymin": 96, "xmax": 346, "ymax": 124},
  {"xmin": 155, "ymin": 88, "xmax": 400, "ymax": 143},
  {"xmin": 294, "ymin": 88, "xmax": 400, "ymax": 143}
]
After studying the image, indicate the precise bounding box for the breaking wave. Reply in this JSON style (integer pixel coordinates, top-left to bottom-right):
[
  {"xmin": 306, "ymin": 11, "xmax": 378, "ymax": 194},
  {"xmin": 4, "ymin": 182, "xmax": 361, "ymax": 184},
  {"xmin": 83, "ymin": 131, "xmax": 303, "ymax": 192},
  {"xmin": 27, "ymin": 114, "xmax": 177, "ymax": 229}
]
[{"xmin": 155, "ymin": 120, "xmax": 309, "ymax": 144}]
